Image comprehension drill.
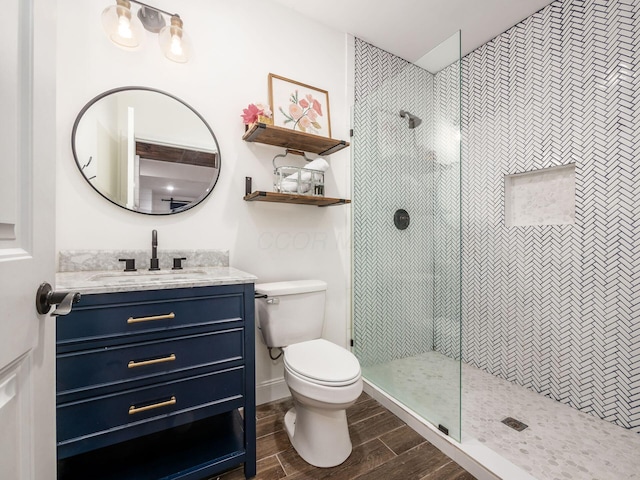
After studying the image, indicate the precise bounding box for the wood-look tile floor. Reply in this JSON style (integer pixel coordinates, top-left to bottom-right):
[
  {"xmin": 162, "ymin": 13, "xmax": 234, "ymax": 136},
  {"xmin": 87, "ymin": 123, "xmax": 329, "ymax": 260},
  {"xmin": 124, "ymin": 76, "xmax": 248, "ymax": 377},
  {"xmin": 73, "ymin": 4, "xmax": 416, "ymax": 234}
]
[{"xmin": 213, "ymin": 393, "xmax": 476, "ymax": 480}]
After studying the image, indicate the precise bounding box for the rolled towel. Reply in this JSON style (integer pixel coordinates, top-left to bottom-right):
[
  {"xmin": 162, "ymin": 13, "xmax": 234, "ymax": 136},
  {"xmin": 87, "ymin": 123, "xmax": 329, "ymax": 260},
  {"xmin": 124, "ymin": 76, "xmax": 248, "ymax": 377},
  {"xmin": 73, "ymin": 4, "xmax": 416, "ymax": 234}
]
[
  {"xmin": 280, "ymin": 179, "xmax": 310, "ymax": 193},
  {"xmin": 279, "ymin": 158, "xmax": 329, "ymax": 194},
  {"xmin": 284, "ymin": 158, "xmax": 330, "ymax": 182}
]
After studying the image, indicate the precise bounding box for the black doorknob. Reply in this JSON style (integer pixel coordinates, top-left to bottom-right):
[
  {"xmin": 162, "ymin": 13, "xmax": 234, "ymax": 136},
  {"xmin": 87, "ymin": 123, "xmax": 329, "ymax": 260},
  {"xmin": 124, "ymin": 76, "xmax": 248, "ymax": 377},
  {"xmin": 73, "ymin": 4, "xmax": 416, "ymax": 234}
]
[{"xmin": 36, "ymin": 282, "xmax": 81, "ymax": 316}]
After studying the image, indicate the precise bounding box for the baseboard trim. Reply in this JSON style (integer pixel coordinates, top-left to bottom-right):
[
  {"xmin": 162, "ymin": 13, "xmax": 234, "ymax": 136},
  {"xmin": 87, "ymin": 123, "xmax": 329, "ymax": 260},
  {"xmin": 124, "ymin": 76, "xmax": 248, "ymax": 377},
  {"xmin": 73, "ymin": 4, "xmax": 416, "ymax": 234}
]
[{"xmin": 256, "ymin": 377, "xmax": 290, "ymax": 405}]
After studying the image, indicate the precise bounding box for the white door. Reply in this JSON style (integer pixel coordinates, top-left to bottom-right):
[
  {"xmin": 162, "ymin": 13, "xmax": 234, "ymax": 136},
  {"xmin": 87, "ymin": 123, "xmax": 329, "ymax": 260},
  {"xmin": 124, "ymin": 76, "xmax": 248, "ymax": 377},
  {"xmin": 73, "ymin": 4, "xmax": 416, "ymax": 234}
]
[{"xmin": 0, "ymin": 0, "xmax": 57, "ymax": 479}]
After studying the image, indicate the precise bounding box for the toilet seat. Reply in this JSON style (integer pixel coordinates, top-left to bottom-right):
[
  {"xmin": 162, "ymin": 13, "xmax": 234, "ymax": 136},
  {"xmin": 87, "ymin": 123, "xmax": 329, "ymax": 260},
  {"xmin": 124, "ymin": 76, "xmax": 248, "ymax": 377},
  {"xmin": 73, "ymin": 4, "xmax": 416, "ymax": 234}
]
[{"xmin": 284, "ymin": 339, "xmax": 361, "ymax": 387}]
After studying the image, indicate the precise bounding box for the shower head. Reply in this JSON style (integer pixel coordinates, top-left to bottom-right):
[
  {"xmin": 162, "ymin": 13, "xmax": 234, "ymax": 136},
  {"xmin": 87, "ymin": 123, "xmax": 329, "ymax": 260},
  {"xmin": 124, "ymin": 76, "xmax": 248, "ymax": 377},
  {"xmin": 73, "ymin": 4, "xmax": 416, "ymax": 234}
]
[{"xmin": 399, "ymin": 110, "xmax": 422, "ymax": 129}]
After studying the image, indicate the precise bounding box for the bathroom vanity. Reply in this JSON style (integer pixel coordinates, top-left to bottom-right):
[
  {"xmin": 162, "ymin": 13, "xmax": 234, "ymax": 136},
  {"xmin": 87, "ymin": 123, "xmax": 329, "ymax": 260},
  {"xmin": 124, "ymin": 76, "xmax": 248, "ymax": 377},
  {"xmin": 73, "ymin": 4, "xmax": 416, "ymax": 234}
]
[{"xmin": 55, "ymin": 261, "xmax": 256, "ymax": 480}]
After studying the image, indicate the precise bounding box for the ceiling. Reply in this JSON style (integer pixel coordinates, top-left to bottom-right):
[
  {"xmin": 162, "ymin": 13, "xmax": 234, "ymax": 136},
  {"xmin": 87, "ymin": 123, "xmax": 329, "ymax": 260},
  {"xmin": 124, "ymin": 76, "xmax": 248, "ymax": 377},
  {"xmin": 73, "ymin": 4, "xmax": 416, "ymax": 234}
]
[{"xmin": 270, "ymin": 0, "xmax": 554, "ymax": 70}]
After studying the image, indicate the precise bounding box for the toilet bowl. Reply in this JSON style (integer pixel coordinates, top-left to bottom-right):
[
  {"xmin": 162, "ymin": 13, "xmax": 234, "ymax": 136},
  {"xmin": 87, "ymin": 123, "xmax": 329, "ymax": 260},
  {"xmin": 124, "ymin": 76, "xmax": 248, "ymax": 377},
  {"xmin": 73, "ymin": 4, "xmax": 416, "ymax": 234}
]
[
  {"xmin": 254, "ymin": 281, "xmax": 363, "ymax": 468},
  {"xmin": 282, "ymin": 339, "xmax": 363, "ymax": 467}
]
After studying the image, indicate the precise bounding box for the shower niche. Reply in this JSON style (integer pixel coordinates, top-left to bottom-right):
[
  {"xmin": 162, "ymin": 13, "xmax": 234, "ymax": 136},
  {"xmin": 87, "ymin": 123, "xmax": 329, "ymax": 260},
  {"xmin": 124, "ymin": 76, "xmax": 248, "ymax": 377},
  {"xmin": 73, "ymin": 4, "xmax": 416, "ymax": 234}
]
[{"xmin": 504, "ymin": 164, "xmax": 576, "ymax": 227}]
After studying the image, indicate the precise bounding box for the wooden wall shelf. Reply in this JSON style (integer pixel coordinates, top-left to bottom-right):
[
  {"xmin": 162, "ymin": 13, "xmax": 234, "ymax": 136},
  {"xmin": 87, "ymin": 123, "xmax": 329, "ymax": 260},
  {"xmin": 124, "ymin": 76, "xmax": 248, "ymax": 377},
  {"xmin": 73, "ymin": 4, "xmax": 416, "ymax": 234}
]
[
  {"xmin": 244, "ymin": 191, "xmax": 351, "ymax": 207},
  {"xmin": 242, "ymin": 123, "xmax": 350, "ymax": 155}
]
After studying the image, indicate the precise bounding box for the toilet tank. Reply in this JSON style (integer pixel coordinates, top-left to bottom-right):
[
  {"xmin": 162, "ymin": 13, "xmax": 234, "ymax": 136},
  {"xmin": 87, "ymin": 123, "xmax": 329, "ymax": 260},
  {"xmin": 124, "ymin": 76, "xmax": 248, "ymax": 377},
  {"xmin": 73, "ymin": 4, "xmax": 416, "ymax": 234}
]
[{"xmin": 255, "ymin": 280, "xmax": 327, "ymax": 348}]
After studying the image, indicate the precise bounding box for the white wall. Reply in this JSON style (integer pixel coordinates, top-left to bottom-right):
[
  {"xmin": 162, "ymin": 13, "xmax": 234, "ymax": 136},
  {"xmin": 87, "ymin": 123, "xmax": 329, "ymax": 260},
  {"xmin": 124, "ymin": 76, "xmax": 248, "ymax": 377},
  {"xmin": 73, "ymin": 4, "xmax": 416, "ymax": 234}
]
[{"xmin": 56, "ymin": 0, "xmax": 352, "ymax": 403}]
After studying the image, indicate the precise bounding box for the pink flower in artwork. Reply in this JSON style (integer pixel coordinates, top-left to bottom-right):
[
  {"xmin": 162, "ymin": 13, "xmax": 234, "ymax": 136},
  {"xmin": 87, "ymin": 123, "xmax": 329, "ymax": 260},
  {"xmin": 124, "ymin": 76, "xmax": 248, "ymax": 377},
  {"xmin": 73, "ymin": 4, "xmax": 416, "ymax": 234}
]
[
  {"xmin": 289, "ymin": 103, "xmax": 303, "ymax": 120},
  {"xmin": 298, "ymin": 116, "xmax": 312, "ymax": 129},
  {"xmin": 278, "ymin": 89, "xmax": 325, "ymax": 133},
  {"xmin": 312, "ymin": 99, "xmax": 323, "ymax": 116}
]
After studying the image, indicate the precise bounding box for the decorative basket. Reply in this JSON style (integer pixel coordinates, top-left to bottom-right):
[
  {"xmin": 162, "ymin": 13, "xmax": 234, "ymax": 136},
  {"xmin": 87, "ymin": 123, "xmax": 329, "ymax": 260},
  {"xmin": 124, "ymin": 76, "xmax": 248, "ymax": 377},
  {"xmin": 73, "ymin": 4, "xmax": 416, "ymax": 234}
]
[{"xmin": 274, "ymin": 165, "xmax": 325, "ymax": 196}]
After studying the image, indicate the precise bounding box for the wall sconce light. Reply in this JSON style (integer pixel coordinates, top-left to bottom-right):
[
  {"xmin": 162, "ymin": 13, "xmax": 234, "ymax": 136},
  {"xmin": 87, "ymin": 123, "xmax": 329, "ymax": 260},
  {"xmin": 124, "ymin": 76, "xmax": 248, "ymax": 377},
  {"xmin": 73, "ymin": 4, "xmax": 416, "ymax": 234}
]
[{"xmin": 101, "ymin": 0, "xmax": 192, "ymax": 63}]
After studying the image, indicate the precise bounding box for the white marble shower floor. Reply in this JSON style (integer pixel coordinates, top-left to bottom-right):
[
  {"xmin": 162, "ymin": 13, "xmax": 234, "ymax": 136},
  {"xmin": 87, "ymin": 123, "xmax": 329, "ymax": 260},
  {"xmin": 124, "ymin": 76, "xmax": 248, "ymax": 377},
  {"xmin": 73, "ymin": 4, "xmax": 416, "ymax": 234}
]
[{"xmin": 363, "ymin": 352, "xmax": 640, "ymax": 480}]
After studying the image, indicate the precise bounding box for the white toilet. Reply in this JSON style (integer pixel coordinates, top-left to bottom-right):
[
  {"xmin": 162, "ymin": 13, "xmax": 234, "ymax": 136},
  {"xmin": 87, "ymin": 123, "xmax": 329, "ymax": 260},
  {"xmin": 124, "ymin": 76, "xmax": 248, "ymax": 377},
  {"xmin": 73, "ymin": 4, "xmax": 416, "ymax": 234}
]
[{"xmin": 255, "ymin": 280, "xmax": 363, "ymax": 468}]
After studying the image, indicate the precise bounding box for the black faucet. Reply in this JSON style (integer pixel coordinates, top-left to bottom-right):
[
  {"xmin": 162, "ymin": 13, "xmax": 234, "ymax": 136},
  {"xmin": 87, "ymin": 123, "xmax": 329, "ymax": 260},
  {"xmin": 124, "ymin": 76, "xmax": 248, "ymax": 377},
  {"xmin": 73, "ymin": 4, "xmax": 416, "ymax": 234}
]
[{"xmin": 149, "ymin": 229, "xmax": 160, "ymax": 271}]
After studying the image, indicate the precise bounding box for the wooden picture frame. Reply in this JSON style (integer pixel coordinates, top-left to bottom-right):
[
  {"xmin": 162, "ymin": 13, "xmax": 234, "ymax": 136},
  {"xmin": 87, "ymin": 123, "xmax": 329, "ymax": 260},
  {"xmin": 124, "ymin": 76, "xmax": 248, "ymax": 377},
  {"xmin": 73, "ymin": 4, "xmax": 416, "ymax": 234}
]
[{"xmin": 268, "ymin": 73, "xmax": 332, "ymax": 138}]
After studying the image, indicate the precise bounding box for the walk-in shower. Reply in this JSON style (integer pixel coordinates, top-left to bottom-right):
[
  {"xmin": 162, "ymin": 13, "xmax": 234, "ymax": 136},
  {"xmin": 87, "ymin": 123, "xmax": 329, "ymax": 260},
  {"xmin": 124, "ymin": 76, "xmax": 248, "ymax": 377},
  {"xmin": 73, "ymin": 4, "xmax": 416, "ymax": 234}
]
[
  {"xmin": 352, "ymin": 31, "xmax": 462, "ymax": 441},
  {"xmin": 352, "ymin": 2, "xmax": 640, "ymax": 477}
]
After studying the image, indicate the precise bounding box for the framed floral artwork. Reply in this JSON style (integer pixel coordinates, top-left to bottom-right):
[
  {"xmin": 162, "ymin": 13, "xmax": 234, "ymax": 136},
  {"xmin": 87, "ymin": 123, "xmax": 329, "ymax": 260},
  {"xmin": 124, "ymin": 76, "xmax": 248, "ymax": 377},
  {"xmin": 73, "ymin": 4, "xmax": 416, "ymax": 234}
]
[{"xmin": 268, "ymin": 73, "xmax": 332, "ymax": 138}]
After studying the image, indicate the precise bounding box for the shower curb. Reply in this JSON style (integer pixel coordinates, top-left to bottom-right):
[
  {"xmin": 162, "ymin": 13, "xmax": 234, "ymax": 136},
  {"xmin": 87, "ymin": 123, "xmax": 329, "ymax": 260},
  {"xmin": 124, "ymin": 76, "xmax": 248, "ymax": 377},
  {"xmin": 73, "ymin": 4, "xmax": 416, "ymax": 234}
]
[{"xmin": 362, "ymin": 380, "xmax": 537, "ymax": 480}]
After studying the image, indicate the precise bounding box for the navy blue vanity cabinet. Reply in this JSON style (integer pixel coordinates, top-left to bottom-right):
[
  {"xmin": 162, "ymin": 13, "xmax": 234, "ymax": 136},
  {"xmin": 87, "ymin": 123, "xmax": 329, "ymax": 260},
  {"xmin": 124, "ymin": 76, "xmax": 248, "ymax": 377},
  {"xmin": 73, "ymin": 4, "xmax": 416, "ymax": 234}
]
[{"xmin": 56, "ymin": 283, "xmax": 256, "ymax": 480}]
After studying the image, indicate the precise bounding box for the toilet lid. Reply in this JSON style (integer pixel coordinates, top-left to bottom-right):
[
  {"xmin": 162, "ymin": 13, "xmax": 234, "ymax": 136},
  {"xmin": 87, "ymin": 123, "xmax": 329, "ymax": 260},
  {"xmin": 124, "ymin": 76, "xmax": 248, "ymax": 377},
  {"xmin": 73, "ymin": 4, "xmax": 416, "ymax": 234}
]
[{"xmin": 284, "ymin": 339, "xmax": 361, "ymax": 386}]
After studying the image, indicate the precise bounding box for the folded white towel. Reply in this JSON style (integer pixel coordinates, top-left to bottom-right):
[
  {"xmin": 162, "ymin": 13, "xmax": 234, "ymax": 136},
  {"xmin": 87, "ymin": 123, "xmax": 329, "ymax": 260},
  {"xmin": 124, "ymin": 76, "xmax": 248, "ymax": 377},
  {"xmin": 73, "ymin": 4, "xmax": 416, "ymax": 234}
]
[
  {"xmin": 280, "ymin": 179, "xmax": 310, "ymax": 193},
  {"xmin": 279, "ymin": 158, "xmax": 329, "ymax": 194},
  {"xmin": 284, "ymin": 158, "xmax": 330, "ymax": 182},
  {"xmin": 307, "ymin": 158, "xmax": 331, "ymax": 172}
]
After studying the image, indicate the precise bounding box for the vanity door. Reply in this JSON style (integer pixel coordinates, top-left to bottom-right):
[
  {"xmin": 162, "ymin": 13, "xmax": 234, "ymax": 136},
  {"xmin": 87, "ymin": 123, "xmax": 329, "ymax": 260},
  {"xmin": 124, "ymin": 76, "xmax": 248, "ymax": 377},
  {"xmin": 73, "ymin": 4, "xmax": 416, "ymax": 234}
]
[{"xmin": 0, "ymin": 0, "xmax": 57, "ymax": 479}]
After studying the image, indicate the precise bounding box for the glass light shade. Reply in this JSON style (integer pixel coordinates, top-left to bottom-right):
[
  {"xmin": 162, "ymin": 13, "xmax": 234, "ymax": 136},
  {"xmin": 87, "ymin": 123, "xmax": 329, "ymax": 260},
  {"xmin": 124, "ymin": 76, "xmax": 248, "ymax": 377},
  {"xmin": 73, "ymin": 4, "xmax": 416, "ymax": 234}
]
[
  {"xmin": 158, "ymin": 16, "xmax": 192, "ymax": 63},
  {"xmin": 101, "ymin": 0, "xmax": 145, "ymax": 49}
]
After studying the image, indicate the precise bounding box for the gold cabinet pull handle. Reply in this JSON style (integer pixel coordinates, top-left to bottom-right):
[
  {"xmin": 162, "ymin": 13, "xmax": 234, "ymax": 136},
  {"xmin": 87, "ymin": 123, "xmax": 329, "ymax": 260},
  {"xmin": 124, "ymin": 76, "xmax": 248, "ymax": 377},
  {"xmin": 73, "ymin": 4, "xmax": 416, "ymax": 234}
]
[
  {"xmin": 128, "ymin": 354, "xmax": 176, "ymax": 369},
  {"xmin": 127, "ymin": 312, "xmax": 175, "ymax": 324},
  {"xmin": 129, "ymin": 396, "xmax": 176, "ymax": 415}
]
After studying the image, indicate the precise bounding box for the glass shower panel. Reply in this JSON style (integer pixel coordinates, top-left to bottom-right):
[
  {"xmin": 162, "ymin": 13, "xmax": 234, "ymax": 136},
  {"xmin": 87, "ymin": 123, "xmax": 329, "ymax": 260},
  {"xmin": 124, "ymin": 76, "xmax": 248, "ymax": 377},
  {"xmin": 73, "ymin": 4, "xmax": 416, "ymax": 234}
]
[{"xmin": 352, "ymin": 32, "xmax": 461, "ymax": 441}]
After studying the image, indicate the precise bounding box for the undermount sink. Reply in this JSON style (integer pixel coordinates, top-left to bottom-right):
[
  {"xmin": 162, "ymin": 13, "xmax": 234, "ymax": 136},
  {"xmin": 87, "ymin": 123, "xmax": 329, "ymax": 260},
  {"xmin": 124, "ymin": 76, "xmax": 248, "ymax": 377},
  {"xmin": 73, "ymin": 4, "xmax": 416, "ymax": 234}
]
[{"xmin": 88, "ymin": 270, "xmax": 209, "ymax": 283}]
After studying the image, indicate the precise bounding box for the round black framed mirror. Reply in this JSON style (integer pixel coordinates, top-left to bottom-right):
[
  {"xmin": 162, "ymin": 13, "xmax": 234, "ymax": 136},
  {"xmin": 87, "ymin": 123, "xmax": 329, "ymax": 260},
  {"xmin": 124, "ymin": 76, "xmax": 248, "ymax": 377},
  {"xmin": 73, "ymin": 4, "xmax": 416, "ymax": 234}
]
[{"xmin": 72, "ymin": 87, "xmax": 221, "ymax": 215}]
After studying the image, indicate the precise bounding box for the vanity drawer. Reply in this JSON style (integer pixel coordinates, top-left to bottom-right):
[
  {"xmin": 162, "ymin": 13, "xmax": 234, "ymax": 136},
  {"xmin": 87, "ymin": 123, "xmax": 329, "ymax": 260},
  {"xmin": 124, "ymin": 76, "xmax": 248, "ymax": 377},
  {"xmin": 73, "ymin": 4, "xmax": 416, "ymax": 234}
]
[
  {"xmin": 57, "ymin": 290, "xmax": 244, "ymax": 345},
  {"xmin": 57, "ymin": 328, "xmax": 243, "ymax": 397},
  {"xmin": 57, "ymin": 366, "xmax": 244, "ymax": 446}
]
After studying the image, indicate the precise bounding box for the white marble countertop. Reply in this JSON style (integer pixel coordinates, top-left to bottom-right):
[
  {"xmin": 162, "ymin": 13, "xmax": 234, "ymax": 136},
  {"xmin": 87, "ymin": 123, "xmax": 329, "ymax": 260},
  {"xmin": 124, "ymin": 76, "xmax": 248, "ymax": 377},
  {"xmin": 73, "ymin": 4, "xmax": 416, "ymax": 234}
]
[{"xmin": 56, "ymin": 266, "xmax": 257, "ymax": 295}]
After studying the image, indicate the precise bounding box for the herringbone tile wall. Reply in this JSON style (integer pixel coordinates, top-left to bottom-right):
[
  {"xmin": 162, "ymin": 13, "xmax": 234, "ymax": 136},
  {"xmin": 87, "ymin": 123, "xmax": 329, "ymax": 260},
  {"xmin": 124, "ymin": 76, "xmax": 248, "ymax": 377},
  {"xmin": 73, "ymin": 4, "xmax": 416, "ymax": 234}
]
[
  {"xmin": 462, "ymin": 0, "xmax": 640, "ymax": 433},
  {"xmin": 355, "ymin": 0, "xmax": 640, "ymax": 434},
  {"xmin": 433, "ymin": 60, "xmax": 462, "ymax": 360},
  {"xmin": 353, "ymin": 38, "xmax": 462, "ymax": 367},
  {"xmin": 353, "ymin": 38, "xmax": 437, "ymax": 368}
]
